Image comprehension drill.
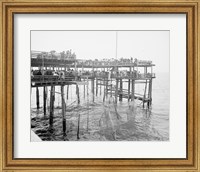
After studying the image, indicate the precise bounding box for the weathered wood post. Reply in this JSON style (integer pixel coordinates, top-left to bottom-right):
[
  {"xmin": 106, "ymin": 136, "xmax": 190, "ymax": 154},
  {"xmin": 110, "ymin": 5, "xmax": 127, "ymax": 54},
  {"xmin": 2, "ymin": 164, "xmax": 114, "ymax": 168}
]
[
  {"xmin": 67, "ymin": 85, "xmax": 69, "ymax": 100},
  {"xmin": 96, "ymin": 78, "xmax": 98, "ymax": 96},
  {"xmin": 119, "ymin": 79, "xmax": 123, "ymax": 101},
  {"xmin": 110, "ymin": 70, "xmax": 113, "ymax": 97},
  {"xmin": 100, "ymin": 79, "xmax": 102, "ymax": 96},
  {"xmin": 86, "ymin": 76, "xmax": 89, "ymax": 131},
  {"xmin": 77, "ymin": 113, "xmax": 80, "ymax": 140},
  {"xmin": 87, "ymin": 77, "xmax": 89, "ymax": 100},
  {"xmin": 61, "ymin": 85, "xmax": 66, "ymax": 134},
  {"xmin": 115, "ymin": 78, "xmax": 119, "ymax": 104},
  {"xmin": 148, "ymin": 79, "xmax": 153, "ymax": 107},
  {"xmin": 49, "ymin": 85, "xmax": 55, "ymax": 131},
  {"xmin": 131, "ymin": 79, "xmax": 135, "ymax": 102},
  {"xmin": 143, "ymin": 80, "xmax": 148, "ymax": 108},
  {"xmin": 147, "ymin": 80, "xmax": 150, "ymax": 109},
  {"xmin": 128, "ymin": 67, "xmax": 131, "ymax": 101},
  {"xmin": 43, "ymin": 86, "xmax": 47, "ymax": 117},
  {"xmin": 93, "ymin": 79, "xmax": 95, "ymax": 102},
  {"xmin": 150, "ymin": 79, "xmax": 153, "ymax": 105},
  {"xmin": 36, "ymin": 87, "xmax": 40, "ymax": 109},
  {"xmin": 92, "ymin": 66, "xmax": 95, "ymax": 102},
  {"xmin": 103, "ymin": 78, "xmax": 106, "ymax": 102},
  {"xmin": 84, "ymin": 79, "xmax": 85, "ymax": 99},
  {"xmin": 76, "ymin": 84, "xmax": 80, "ymax": 104}
]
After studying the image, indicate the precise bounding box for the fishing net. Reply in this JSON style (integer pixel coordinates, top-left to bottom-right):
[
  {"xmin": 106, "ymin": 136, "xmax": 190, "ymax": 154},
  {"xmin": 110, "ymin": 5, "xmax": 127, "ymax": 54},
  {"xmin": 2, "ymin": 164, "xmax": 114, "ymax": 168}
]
[{"xmin": 99, "ymin": 98, "xmax": 140, "ymax": 141}]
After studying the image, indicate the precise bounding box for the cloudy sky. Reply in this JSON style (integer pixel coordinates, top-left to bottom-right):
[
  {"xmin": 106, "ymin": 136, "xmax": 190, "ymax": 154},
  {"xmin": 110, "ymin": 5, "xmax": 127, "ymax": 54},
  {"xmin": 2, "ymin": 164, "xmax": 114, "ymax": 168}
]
[{"xmin": 31, "ymin": 30, "xmax": 169, "ymax": 73}]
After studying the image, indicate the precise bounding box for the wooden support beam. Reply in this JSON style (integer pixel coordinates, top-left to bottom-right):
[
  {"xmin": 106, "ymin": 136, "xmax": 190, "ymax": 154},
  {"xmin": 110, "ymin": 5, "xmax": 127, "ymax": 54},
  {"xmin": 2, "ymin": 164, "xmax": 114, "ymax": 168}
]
[
  {"xmin": 77, "ymin": 113, "xmax": 80, "ymax": 140},
  {"xmin": 67, "ymin": 85, "xmax": 69, "ymax": 100},
  {"xmin": 106, "ymin": 77, "xmax": 108, "ymax": 98},
  {"xmin": 103, "ymin": 78, "xmax": 106, "ymax": 102},
  {"xmin": 36, "ymin": 87, "xmax": 40, "ymax": 109},
  {"xmin": 61, "ymin": 85, "xmax": 66, "ymax": 134},
  {"xmin": 128, "ymin": 66, "xmax": 131, "ymax": 102},
  {"xmin": 100, "ymin": 79, "xmax": 102, "ymax": 95},
  {"xmin": 115, "ymin": 79, "xmax": 119, "ymax": 103},
  {"xmin": 43, "ymin": 86, "xmax": 47, "ymax": 117},
  {"xmin": 84, "ymin": 79, "xmax": 85, "ymax": 99},
  {"xmin": 128, "ymin": 79, "xmax": 130, "ymax": 102},
  {"xmin": 49, "ymin": 85, "xmax": 55, "ymax": 131},
  {"xmin": 76, "ymin": 84, "xmax": 80, "ymax": 104},
  {"xmin": 75, "ymin": 61, "xmax": 77, "ymax": 80},
  {"xmin": 131, "ymin": 80, "xmax": 135, "ymax": 101},
  {"xmin": 143, "ymin": 80, "xmax": 148, "ymax": 108},
  {"xmin": 119, "ymin": 79, "xmax": 123, "ymax": 101},
  {"xmin": 96, "ymin": 78, "xmax": 98, "ymax": 96},
  {"xmin": 92, "ymin": 79, "xmax": 95, "ymax": 102},
  {"xmin": 149, "ymin": 79, "xmax": 153, "ymax": 105}
]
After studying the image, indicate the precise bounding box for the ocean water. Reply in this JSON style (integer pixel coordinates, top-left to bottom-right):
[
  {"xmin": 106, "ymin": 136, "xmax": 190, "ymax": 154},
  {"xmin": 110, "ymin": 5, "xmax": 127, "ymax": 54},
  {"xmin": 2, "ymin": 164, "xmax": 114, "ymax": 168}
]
[{"xmin": 31, "ymin": 73, "xmax": 169, "ymax": 141}]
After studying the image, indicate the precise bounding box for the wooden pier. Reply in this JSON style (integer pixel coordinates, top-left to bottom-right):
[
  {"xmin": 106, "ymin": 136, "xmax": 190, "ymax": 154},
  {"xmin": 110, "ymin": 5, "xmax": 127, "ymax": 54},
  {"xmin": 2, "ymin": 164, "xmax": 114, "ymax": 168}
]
[
  {"xmin": 31, "ymin": 57, "xmax": 155, "ymax": 105},
  {"xmin": 31, "ymin": 53, "xmax": 155, "ymax": 137}
]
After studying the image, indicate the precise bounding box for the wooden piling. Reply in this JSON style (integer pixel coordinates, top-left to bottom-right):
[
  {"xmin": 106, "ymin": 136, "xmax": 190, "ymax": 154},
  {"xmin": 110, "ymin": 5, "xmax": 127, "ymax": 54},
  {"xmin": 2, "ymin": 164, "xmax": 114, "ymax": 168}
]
[
  {"xmin": 49, "ymin": 85, "xmax": 55, "ymax": 131},
  {"xmin": 43, "ymin": 86, "xmax": 47, "ymax": 116},
  {"xmin": 96, "ymin": 78, "xmax": 98, "ymax": 96},
  {"xmin": 76, "ymin": 84, "xmax": 80, "ymax": 104},
  {"xmin": 148, "ymin": 79, "xmax": 152, "ymax": 107},
  {"xmin": 150, "ymin": 79, "xmax": 152, "ymax": 105},
  {"xmin": 128, "ymin": 67, "xmax": 131, "ymax": 102},
  {"xmin": 84, "ymin": 79, "xmax": 85, "ymax": 99},
  {"xmin": 77, "ymin": 113, "xmax": 80, "ymax": 140},
  {"xmin": 91, "ymin": 66, "xmax": 95, "ymax": 101},
  {"xmin": 131, "ymin": 80, "xmax": 135, "ymax": 101},
  {"xmin": 110, "ymin": 75, "xmax": 113, "ymax": 97},
  {"xmin": 36, "ymin": 87, "xmax": 40, "ymax": 109},
  {"xmin": 67, "ymin": 85, "xmax": 69, "ymax": 100},
  {"xmin": 103, "ymin": 78, "xmax": 106, "ymax": 102},
  {"xmin": 115, "ymin": 79, "xmax": 119, "ymax": 103},
  {"xmin": 143, "ymin": 80, "xmax": 148, "ymax": 108},
  {"xmin": 91, "ymin": 78, "xmax": 95, "ymax": 102},
  {"xmin": 87, "ymin": 77, "xmax": 89, "ymax": 99},
  {"xmin": 128, "ymin": 79, "xmax": 130, "ymax": 101},
  {"xmin": 106, "ymin": 77, "xmax": 108, "ymax": 98},
  {"xmin": 86, "ymin": 77, "xmax": 89, "ymax": 131},
  {"xmin": 61, "ymin": 85, "xmax": 66, "ymax": 134},
  {"xmin": 100, "ymin": 79, "xmax": 102, "ymax": 95},
  {"xmin": 119, "ymin": 79, "xmax": 123, "ymax": 101}
]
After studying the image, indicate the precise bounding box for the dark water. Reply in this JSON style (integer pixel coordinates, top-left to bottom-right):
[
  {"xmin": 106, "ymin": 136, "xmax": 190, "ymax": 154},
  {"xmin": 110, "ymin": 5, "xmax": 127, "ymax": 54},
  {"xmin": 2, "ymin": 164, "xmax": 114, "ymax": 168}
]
[{"xmin": 31, "ymin": 73, "xmax": 169, "ymax": 141}]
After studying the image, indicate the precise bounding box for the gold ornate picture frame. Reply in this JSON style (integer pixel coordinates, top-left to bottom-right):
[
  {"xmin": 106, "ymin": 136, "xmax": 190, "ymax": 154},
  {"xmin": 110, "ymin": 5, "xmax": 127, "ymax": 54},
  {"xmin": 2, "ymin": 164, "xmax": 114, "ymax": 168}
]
[{"xmin": 0, "ymin": 0, "xmax": 199, "ymax": 171}]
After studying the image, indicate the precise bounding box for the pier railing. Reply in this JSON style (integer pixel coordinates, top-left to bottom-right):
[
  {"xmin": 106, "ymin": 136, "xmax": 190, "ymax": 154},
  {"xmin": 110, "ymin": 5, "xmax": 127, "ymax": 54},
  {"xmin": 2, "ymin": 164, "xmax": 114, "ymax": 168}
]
[
  {"xmin": 31, "ymin": 75, "xmax": 76, "ymax": 87},
  {"xmin": 31, "ymin": 58, "xmax": 76, "ymax": 67},
  {"xmin": 95, "ymin": 72, "xmax": 156, "ymax": 79}
]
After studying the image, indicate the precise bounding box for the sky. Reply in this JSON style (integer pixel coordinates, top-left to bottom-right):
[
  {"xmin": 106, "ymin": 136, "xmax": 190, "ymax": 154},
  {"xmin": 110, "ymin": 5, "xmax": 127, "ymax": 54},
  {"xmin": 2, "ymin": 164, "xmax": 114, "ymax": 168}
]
[{"xmin": 31, "ymin": 31, "xmax": 169, "ymax": 73}]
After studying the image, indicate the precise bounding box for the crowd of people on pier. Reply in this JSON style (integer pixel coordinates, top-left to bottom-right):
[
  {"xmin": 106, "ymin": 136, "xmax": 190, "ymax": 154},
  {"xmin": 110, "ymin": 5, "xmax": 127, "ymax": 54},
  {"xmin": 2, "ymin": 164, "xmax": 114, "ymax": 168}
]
[
  {"xmin": 33, "ymin": 50, "xmax": 77, "ymax": 61},
  {"xmin": 87, "ymin": 70, "xmax": 154, "ymax": 79},
  {"xmin": 31, "ymin": 67, "xmax": 154, "ymax": 81},
  {"xmin": 32, "ymin": 50, "xmax": 153, "ymax": 67},
  {"xmin": 31, "ymin": 68, "xmax": 81, "ymax": 81},
  {"xmin": 77, "ymin": 58, "xmax": 152, "ymax": 66}
]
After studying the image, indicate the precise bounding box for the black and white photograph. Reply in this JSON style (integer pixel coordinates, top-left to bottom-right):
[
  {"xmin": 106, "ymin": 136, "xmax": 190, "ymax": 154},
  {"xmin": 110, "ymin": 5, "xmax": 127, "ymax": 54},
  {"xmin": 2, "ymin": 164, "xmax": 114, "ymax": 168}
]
[{"xmin": 30, "ymin": 30, "xmax": 169, "ymax": 141}]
